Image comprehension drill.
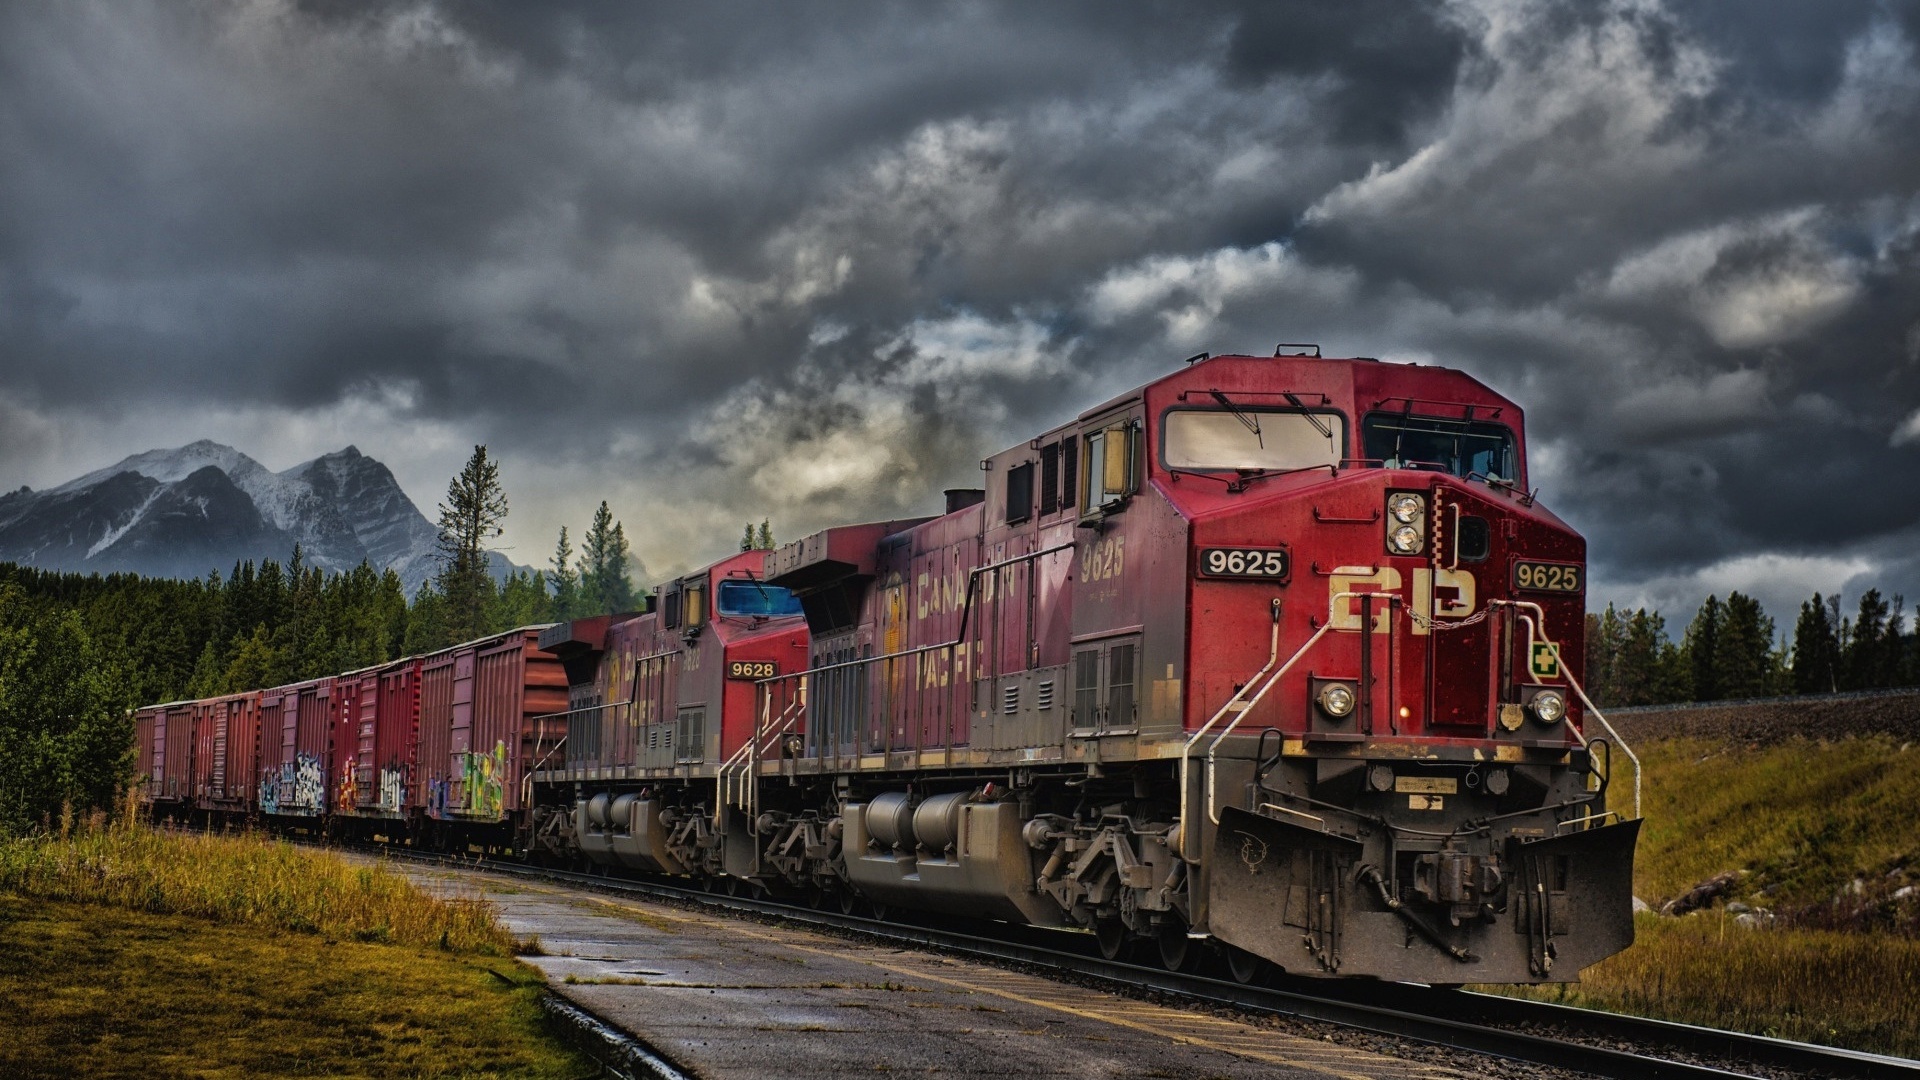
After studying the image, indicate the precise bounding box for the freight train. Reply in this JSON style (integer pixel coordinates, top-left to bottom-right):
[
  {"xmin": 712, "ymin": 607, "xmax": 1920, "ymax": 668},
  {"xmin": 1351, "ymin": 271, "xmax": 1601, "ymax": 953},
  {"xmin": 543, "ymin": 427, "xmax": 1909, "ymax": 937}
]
[{"xmin": 137, "ymin": 347, "xmax": 1640, "ymax": 984}]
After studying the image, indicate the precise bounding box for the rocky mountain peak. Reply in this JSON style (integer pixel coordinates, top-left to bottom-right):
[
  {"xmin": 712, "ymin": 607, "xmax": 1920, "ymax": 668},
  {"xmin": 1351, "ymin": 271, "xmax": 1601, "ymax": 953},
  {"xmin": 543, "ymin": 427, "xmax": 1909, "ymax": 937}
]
[{"xmin": 0, "ymin": 441, "xmax": 466, "ymax": 590}]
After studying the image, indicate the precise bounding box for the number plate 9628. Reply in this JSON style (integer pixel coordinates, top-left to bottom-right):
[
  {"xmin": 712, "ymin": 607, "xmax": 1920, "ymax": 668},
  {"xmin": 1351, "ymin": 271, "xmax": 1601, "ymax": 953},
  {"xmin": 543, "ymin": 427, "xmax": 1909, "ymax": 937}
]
[
  {"xmin": 1512, "ymin": 560, "xmax": 1582, "ymax": 593},
  {"xmin": 1198, "ymin": 547, "xmax": 1289, "ymax": 581}
]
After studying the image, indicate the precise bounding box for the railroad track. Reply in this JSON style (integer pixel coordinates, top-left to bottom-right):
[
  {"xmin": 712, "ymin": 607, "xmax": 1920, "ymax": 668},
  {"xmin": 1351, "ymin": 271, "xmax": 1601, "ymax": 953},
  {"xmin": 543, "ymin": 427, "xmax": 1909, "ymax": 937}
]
[{"xmin": 387, "ymin": 848, "xmax": 1918, "ymax": 1080}]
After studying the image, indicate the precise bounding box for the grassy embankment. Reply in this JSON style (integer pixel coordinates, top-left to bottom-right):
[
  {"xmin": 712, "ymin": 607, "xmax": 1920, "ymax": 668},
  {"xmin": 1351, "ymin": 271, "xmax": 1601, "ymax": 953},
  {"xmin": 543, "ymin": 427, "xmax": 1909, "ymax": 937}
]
[
  {"xmin": 0, "ymin": 815, "xmax": 593, "ymax": 1079},
  {"xmin": 1486, "ymin": 735, "xmax": 1920, "ymax": 1056}
]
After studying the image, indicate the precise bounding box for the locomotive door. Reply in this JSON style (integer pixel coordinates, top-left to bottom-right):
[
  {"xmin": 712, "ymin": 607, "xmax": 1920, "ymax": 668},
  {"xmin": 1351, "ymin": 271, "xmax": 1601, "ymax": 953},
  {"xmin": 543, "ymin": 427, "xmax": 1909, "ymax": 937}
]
[
  {"xmin": 808, "ymin": 629, "xmax": 866, "ymax": 762},
  {"xmin": 1422, "ymin": 495, "xmax": 1492, "ymax": 731}
]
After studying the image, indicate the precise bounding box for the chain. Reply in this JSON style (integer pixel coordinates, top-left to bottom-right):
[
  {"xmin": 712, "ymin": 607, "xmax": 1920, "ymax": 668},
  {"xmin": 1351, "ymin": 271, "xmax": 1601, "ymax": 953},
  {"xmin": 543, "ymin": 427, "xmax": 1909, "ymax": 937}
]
[{"xmin": 1407, "ymin": 605, "xmax": 1491, "ymax": 632}]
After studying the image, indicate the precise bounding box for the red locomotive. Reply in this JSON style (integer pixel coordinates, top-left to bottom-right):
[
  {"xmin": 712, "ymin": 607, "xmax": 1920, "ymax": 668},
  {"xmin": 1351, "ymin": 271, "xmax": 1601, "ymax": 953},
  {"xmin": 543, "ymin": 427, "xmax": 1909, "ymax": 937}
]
[{"xmin": 137, "ymin": 346, "xmax": 1640, "ymax": 984}]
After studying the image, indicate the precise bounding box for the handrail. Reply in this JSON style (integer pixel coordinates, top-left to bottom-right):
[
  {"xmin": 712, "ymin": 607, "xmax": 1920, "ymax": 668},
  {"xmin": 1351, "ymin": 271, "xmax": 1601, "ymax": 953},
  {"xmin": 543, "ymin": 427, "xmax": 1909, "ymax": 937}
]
[
  {"xmin": 753, "ymin": 541, "xmax": 1078, "ymax": 689},
  {"xmin": 717, "ymin": 687, "xmax": 808, "ymax": 826},
  {"xmin": 1501, "ymin": 600, "xmax": 1642, "ymax": 820},
  {"xmin": 520, "ymin": 735, "xmax": 568, "ymax": 809},
  {"xmin": 1177, "ymin": 598, "xmax": 1282, "ymax": 863},
  {"xmin": 1204, "ymin": 592, "xmax": 1400, "ymax": 826}
]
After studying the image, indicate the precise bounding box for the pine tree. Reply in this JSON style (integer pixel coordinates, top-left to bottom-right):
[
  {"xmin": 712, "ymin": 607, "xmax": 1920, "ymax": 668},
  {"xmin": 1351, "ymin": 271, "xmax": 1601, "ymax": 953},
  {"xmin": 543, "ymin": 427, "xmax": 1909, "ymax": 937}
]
[
  {"xmin": 434, "ymin": 445, "xmax": 509, "ymax": 645},
  {"xmin": 740, "ymin": 523, "xmax": 756, "ymax": 553},
  {"xmin": 1586, "ymin": 606, "xmax": 1627, "ymax": 705},
  {"xmin": 578, "ymin": 502, "xmax": 637, "ymax": 615},
  {"xmin": 1682, "ymin": 595, "xmax": 1724, "ymax": 702},
  {"xmin": 756, "ymin": 519, "xmax": 774, "ymax": 550},
  {"xmin": 403, "ymin": 580, "xmax": 448, "ymax": 656},
  {"xmin": 548, "ymin": 527, "xmax": 579, "ymax": 621},
  {"xmin": 489, "ymin": 570, "xmax": 551, "ymax": 632},
  {"xmin": 1713, "ymin": 592, "xmax": 1775, "ymax": 699},
  {"xmin": 1792, "ymin": 593, "xmax": 1840, "ymax": 694},
  {"xmin": 375, "ymin": 569, "xmax": 409, "ymax": 662}
]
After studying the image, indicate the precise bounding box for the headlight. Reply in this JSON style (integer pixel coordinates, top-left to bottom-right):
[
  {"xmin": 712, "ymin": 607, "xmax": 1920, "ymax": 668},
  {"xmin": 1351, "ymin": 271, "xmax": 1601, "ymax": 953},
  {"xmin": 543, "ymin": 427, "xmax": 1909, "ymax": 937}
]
[
  {"xmin": 1530, "ymin": 690, "xmax": 1567, "ymax": 724},
  {"xmin": 1385, "ymin": 492, "xmax": 1426, "ymax": 554},
  {"xmin": 1318, "ymin": 683, "xmax": 1356, "ymax": 718}
]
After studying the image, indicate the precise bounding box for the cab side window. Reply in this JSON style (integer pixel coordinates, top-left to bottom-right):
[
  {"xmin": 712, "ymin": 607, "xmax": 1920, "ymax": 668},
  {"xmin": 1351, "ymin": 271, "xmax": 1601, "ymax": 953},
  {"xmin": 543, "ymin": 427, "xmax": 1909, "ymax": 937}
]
[{"xmin": 1082, "ymin": 421, "xmax": 1139, "ymax": 516}]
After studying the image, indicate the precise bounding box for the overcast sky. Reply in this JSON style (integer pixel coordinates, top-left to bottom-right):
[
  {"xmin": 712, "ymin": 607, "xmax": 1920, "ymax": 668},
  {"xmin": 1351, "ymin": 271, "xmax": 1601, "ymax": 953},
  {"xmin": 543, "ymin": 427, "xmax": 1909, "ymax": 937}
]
[{"xmin": 3, "ymin": 0, "xmax": 1919, "ymax": 628}]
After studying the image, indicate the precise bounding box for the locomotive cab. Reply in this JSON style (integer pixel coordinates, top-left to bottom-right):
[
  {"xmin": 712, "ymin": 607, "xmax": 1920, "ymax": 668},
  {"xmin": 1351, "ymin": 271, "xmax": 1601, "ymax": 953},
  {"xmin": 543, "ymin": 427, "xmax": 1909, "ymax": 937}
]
[{"xmin": 1150, "ymin": 353, "xmax": 1638, "ymax": 983}]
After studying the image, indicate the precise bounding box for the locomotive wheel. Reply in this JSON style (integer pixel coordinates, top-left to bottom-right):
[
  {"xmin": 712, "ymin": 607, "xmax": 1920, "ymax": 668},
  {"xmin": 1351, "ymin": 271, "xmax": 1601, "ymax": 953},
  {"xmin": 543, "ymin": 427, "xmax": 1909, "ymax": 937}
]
[
  {"xmin": 1095, "ymin": 919, "xmax": 1130, "ymax": 962},
  {"xmin": 1157, "ymin": 919, "xmax": 1198, "ymax": 973},
  {"xmin": 1225, "ymin": 945, "xmax": 1266, "ymax": 985}
]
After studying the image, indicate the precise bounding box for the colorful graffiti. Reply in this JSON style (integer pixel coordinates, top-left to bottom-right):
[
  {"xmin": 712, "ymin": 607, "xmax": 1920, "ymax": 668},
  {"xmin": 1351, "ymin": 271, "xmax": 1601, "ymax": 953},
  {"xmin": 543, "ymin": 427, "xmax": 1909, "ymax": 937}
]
[
  {"xmin": 463, "ymin": 741, "xmax": 508, "ymax": 819},
  {"xmin": 428, "ymin": 741, "xmax": 509, "ymax": 821},
  {"xmin": 291, "ymin": 754, "xmax": 325, "ymax": 812},
  {"xmin": 261, "ymin": 754, "xmax": 327, "ymax": 815},
  {"xmin": 338, "ymin": 756, "xmax": 360, "ymax": 810}
]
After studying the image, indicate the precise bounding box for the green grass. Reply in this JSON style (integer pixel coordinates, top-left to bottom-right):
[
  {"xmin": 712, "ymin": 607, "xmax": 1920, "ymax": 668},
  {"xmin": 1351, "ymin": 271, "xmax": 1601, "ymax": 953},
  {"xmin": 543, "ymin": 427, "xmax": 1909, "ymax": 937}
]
[
  {"xmin": 1482, "ymin": 734, "xmax": 1920, "ymax": 1056},
  {"xmin": 1633, "ymin": 736, "xmax": 1920, "ymax": 919},
  {"xmin": 0, "ymin": 895, "xmax": 594, "ymax": 1080}
]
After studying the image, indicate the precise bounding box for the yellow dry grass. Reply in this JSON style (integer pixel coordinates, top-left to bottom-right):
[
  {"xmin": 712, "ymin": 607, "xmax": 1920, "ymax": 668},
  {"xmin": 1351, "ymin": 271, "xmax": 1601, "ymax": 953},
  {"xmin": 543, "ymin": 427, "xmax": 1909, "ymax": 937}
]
[
  {"xmin": 0, "ymin": 812, "xmax": 513, "ymax": 953},
  {"xmin": 1502, "ymin": 912, "xmax": 1920, "ymax": 1056},
  {"xmin": 1484, "ymin": 733, "xmax": 1920, "ymax": 1057}
]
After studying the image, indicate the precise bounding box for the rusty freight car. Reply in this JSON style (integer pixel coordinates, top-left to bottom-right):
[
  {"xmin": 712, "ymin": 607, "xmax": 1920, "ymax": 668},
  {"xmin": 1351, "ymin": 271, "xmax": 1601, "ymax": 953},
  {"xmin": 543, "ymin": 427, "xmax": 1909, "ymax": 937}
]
[
  {"xmin": 258, "ymin": 677, "xmax": 335, "ymax": 819},
  {"xmin": 191, "ymin": 691, "xmax": 259, "ymax": 813},
  {"xmin": 330, "ymin": 657, "xmax": 422, "ymax": 831},
  {"xmin": 415, "ymin": 628, "xmax": 567, "ymax": 847}
]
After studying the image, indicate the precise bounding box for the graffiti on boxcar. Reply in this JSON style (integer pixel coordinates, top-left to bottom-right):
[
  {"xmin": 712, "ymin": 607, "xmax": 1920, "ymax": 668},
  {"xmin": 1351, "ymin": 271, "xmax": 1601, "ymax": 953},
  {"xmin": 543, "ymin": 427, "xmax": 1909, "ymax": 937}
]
[
  {"xmin": 378, "ymin": 766, "xmax": 405, "ymax": 811},
  {"xmin": 258, "ymin": 769, "xmax": 279, "ymax": 814},
  {"xmin": 462, "ymin": 740, "xmax": 508, "ymax": 819},
  {"xmin": 338, "ymin": 756, "xmax": 360, "ymax": 810},
  {"xmin": 291, "ymin": 754, "xmax": 325, "ymax": 812},
  {"xmin": 426, "ymin": 741, "xmax": 508, "ymax": 820}
]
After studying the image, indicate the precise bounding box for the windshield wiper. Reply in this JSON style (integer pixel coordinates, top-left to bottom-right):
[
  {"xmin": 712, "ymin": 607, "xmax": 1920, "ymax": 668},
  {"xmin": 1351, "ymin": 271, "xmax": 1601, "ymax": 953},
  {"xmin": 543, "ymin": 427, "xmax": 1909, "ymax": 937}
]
[
  {"xmin": 1282, "ymin": 391, "xmax": 1333, "ymax": 439},
  {"xmin": 1208, "ymin": 389, "xmax": 1263, "ymax": 448}
]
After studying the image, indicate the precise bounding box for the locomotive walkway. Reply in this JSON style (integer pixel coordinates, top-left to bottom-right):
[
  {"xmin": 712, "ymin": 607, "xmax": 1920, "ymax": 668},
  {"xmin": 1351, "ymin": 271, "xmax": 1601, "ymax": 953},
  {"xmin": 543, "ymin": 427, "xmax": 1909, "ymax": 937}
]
[{"xmin": 402, "ymin": 864, "xmax": 1480, "ymax": 1080}]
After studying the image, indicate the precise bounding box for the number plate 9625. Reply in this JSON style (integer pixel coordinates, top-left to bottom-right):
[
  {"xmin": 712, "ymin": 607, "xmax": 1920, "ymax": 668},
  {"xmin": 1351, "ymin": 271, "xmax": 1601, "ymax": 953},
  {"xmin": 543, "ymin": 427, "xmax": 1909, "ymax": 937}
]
[
  {"xmin": 1198, "ymin": 547, "xmax": 1289, "ymax": 581},
  {"xmin": 1512, "ymin": 560, "xmax": 1582, "ymax": 593}
]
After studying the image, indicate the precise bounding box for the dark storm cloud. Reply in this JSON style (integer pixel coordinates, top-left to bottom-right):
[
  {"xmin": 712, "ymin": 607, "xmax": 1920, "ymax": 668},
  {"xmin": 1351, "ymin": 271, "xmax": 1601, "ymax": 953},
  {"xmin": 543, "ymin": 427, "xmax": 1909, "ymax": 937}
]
[{"xmin": 2, "ymin": 0, "xmax": 1919, "ymax": 612}]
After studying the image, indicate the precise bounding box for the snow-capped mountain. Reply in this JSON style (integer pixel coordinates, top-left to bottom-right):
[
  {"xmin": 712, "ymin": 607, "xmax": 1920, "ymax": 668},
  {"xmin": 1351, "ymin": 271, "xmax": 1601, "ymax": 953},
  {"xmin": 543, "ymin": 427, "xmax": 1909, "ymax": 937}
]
[{"xmin": 0, "ymin": 440, "xmax": 485, "ymax": 589}]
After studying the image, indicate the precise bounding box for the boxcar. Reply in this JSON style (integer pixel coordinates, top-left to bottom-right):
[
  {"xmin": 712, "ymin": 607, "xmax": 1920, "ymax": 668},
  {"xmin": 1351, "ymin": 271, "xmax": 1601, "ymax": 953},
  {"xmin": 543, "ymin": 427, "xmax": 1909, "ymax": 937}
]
[
  {"xmin": 416, "ymin": 628, "xmax": 567, "ymax": 842},
  {"xmin": 258, "ymin": 677, "xmax": 336, "ymax": 818},
  {"xmin": 332, "ymin": 657, "xmax": 422, "ymax": 826},
  {"xmin": 191, "ymin": 692, "xmax": 260, "ymax": 813}
]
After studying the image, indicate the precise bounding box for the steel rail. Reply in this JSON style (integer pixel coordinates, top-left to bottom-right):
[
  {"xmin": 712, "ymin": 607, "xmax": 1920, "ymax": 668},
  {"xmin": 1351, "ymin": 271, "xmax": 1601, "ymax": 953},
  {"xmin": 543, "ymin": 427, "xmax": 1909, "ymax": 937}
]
[{"xmin": 383, "ymin": 849, "xmax": 1918, "ymax": 1080}]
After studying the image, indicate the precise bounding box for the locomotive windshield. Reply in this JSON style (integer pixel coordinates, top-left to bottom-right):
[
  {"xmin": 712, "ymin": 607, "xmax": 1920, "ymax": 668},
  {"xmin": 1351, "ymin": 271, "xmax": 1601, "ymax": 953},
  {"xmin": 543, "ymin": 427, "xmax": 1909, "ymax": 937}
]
[
  {"xmin": 1162, "ymin": 409, "xmax": 1345, "ymax": 472},
  {"xmin": 717, "ymin": 579, "xmax": 804, "ymax": 618},
  {"xmin": 1361, "ymin": 413, "xmax": 1516, "ymax": 480}
]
